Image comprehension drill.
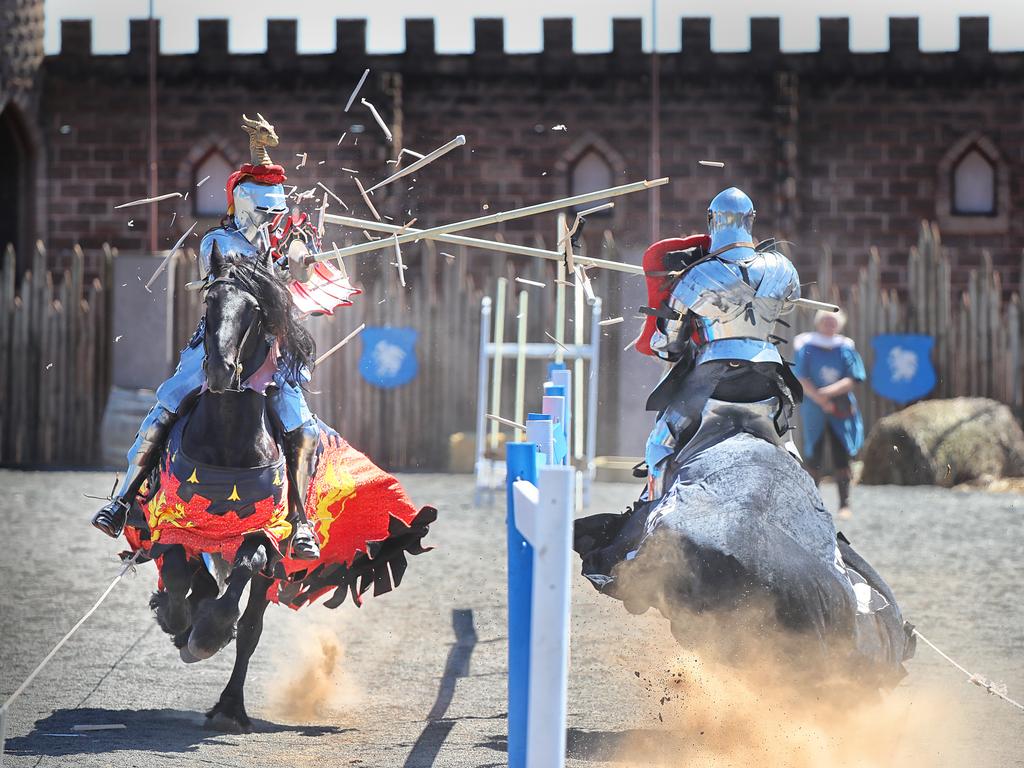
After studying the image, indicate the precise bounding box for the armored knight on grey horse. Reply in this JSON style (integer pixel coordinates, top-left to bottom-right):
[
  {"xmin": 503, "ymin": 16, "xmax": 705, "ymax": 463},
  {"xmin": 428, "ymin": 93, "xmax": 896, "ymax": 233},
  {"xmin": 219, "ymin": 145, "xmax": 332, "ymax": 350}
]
[
  {"xmin": 93, "ymin": 114, "xmax": 358, "ymax": 560},
  {"xmin": 575, "ymin": 187, "xmax": 914, "ymax": 683}
]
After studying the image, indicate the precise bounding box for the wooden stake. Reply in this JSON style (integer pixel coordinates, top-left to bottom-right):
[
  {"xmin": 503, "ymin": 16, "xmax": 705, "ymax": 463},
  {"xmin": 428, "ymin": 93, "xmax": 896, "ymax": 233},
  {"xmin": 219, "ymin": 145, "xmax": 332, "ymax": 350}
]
[
  {"xmin": 489, "ymin": 278, "xmax": 507, "ymax": 454},
  {"xmin": 514, "ymin": 290, "xmax": 529, "ymax": 427}
]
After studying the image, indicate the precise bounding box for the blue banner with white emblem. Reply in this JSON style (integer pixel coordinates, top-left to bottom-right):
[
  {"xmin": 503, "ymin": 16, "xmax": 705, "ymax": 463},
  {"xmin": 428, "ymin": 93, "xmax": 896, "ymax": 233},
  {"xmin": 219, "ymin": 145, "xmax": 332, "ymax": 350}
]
[
  {"xmin": 870, "ymin": 334, "xmax": 936, "ymax": 405},
  {"xmin": 359, "ymin": 326, "xmax": 419, "ymax": 389}
]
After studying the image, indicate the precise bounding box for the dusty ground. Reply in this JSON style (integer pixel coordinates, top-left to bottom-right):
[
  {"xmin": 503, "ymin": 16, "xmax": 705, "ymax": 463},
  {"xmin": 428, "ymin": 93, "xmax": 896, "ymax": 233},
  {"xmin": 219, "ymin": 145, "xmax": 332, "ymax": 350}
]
[{"xmin": 0, "ymin": 471, "xmax": 1021, "ymax": 767}]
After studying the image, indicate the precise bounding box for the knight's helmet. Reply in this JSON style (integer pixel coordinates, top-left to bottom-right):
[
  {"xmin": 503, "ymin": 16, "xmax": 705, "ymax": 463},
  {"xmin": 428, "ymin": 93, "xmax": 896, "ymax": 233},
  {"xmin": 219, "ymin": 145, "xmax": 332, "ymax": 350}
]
[
  {"xmin": 707, "ymin": 187, "xmax": 757, "ymax": 261},
  {"xmin": 230, "ymin": 179, "xmax": 288, "ymax": 241}
]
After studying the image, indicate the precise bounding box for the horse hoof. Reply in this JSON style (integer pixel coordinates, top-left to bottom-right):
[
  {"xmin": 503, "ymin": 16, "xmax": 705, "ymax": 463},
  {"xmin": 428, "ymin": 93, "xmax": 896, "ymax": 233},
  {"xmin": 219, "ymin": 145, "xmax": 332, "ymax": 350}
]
[
  {"xmin": 186, "ymin": 634, "xmax": 221, "ymax": 661},
  {"xmin": 186, "ymin": 599, "xmax": 237, "ymax": 660},
  {"xmin": 151, "ymin": 591, "xmax": 191, "ymax": 636},
  {"xmin": 204, "ymin": 712, "xmax": 251, "ymax": 734},
  {"xmin": 179, "ymin": 645, "xmax": 202, "ymax": 664}
]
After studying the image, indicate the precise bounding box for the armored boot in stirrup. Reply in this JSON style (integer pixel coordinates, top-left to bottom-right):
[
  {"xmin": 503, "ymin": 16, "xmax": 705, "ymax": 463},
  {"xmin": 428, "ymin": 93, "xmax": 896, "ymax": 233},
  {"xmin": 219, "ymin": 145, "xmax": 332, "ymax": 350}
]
[{"xmin": 93, "ymin": 405, "xmax": 178, "ymax": 538}]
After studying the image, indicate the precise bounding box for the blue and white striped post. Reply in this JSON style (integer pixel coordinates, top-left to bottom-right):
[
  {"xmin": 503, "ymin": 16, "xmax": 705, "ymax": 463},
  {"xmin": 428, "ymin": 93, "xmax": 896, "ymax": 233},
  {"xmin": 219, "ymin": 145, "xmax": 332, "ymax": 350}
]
[{"xmin": 506, "ymin": 442, "xmax": 575, "ymax": 768}]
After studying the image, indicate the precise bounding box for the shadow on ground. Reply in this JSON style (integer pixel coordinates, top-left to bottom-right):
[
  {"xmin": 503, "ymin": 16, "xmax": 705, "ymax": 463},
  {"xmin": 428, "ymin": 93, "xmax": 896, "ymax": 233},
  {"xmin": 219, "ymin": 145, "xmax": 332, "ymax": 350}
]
[
  {"xmin": 475, "ymin": 727, "xmax": 687, "ymax": 763},
  {"xmin": 5, "ymin": 707, "xmax": 353, "ymax": 759}
]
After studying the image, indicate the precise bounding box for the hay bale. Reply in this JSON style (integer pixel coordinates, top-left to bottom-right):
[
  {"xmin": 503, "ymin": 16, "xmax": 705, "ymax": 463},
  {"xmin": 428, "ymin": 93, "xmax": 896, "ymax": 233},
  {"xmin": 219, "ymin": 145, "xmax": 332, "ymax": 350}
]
[{"xmin": 860, "ymin": 397, "xmax": 1024, "ymax": 486}]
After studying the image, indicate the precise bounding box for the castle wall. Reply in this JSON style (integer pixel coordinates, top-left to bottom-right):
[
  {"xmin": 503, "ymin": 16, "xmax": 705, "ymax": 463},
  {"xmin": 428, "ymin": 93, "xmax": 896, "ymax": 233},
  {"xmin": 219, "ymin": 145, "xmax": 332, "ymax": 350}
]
[{"xmin": 39, "ymin": 16, "xmax": 1024, "ymax": 291}]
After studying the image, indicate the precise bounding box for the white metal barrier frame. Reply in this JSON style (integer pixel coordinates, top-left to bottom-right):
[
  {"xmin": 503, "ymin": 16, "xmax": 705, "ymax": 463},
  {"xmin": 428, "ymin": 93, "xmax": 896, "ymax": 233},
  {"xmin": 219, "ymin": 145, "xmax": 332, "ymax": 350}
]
[{"xmin": 474, "ymin": 290, "xmax": 601, "ymax": 505}]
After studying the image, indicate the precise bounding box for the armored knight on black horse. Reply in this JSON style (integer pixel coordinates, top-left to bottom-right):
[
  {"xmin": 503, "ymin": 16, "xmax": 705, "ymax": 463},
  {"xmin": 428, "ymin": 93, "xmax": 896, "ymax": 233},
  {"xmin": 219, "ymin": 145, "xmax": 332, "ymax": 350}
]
[{"xmin": 92, "ymin": 114, "xmax": 357, "ymax": 560}]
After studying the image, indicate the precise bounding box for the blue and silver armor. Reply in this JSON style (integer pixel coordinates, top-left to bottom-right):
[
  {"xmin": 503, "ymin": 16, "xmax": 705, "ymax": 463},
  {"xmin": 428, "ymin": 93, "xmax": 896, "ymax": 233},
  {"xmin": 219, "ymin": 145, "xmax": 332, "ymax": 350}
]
[
  {"xmin": 645, "ymin": 187, "xmax": 802, "ymax": 500},
  {"xmin": 94, "ymin": 124, "xmax": 322, "ymax": 559},
  {"xmin": 649, "ymin": 187, "xmax": 800, "ymax": 367}
]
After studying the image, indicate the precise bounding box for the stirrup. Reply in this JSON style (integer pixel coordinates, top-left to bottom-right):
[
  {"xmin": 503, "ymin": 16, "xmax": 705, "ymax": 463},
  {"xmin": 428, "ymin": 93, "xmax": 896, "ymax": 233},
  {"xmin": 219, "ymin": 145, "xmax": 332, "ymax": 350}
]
[
  {"xmin": 290, "ymin": 521, "xmax": 321, "ymax": 560},
  {"xmin": 92, "ymin": 498, "xmax": 130, "ymax": 539}
]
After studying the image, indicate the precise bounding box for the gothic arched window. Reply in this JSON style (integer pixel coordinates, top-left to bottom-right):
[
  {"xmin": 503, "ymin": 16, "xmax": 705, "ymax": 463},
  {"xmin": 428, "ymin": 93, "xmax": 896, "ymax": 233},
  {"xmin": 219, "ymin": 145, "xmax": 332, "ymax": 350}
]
[
  {"xmin": 952, "ymin": 148, "xmax": 996, "ymax": 215},
  {"xmin": 193, "ymin": 150, "xmax": 234, "ymax": 218},
  {"xmin": 936, "ymin": 134, "xmax": 1008, "ymax": 234},
  {"xmin": 570, "ymin": 148, "xmax": 614, "ymax": 214}
]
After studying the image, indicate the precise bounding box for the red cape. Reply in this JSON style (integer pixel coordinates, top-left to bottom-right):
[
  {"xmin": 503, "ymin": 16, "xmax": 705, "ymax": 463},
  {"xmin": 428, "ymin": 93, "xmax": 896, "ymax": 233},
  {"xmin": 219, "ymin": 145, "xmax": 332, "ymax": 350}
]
[{"xmin": 635, "ymin": 235, "xmax": 710, "ymax": 356}]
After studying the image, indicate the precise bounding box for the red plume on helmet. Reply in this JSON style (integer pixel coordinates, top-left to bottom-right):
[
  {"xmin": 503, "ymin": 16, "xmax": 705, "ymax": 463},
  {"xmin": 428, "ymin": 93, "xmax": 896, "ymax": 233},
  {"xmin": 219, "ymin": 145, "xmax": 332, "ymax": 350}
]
[{"xmin": 635, "ymin": 235, "xmax": 710, "ymax": 356}]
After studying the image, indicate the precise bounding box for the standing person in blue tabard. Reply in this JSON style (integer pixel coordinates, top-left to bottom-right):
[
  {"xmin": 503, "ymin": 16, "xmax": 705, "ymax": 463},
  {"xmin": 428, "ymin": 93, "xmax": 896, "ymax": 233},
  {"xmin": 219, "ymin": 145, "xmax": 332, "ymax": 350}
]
[{"xmin": 794, "ymin": 309, "xmax": 866, "ymax": 520}]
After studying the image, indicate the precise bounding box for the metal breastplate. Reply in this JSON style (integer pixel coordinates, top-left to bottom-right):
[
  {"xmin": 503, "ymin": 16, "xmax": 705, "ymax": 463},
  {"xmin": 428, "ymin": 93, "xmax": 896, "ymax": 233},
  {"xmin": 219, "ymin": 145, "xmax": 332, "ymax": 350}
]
[{"xmin": 655, "ymin": 250, "xmax": 800, "ymax": 367}]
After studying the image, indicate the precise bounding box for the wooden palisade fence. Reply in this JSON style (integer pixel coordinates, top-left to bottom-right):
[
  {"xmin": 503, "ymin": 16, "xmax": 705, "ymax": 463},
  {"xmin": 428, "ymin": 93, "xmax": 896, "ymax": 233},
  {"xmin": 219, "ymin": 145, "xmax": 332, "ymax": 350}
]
[
  {"xmin": 0, "ymin": 243, "xmax": 113, "ymax": 465},
  {"xmin": 2, "ymin": 222, "xmax": 1020, "ymax": 469}
]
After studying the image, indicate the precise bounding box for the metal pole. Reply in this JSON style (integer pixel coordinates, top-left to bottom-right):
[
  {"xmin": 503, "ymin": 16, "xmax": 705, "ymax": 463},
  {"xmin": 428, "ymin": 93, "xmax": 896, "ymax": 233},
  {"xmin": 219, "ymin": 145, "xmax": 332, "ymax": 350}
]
[
  {"xmin": 147, "ymin": 0, "xmax": 158, "ymax": 253},
  {"xmin": 572, "ymin": 271, "xmax": 585, "ymax": 462},
  {"xmin": 586, "ymin": 298, "xmax": 602, "ymax": 505},
  {"xmin": 649, "ymin": 0, "xmax": 661, "ymax": 244},
  {"xmin": 474, "ymin": 296, "xmax": 492, "ymax": 503},
  {"xmin": 310, "ymin": 178, "xmax": 669, "ymax": 265}
]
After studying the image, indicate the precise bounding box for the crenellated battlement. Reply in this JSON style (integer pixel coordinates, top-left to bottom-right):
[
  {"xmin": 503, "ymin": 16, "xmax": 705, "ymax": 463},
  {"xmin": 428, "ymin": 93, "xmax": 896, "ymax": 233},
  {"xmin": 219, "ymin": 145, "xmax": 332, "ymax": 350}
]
[
  {"xmin": 50, "ymin": 16, "xmax": 1022, "ymax": 79},
  {"xmin": 26, "ymin": 11, "xmax": 1024, "ymax": 300}
]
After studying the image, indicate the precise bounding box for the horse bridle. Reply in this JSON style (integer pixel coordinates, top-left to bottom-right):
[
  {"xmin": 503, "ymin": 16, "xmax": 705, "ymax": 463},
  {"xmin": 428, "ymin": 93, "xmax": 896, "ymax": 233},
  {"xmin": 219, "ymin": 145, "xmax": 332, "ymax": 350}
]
[{"xmin": 203, "ymin": 272, "xmax": 265, "ymax": 393}]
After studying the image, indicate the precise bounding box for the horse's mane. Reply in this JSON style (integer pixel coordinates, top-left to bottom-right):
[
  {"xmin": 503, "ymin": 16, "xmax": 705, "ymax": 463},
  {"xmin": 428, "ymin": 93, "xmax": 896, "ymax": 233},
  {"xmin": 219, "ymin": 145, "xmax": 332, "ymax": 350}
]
[{"xmin": 215, "ymin": 255, "xmax": 316, "ymax": 385}]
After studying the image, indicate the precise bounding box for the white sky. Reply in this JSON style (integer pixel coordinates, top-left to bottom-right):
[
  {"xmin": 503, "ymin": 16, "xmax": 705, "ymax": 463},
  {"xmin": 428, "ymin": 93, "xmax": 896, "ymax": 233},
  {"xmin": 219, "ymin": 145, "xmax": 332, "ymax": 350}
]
[{"xmin": 44, "ymin": 1, "xmax": 1024, "ymax": 54}]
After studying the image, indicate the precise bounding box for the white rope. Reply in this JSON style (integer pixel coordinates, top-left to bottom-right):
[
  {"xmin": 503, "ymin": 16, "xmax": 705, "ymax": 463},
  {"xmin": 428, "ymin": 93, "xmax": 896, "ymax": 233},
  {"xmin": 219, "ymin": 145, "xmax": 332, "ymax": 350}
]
[
  {"xmin": 913, "ymin": 628, "xmax": 1024, "ymax": 713},
  {"xmin": 0, "ymin": 551, "xmax": 141, "ymax": 716}
]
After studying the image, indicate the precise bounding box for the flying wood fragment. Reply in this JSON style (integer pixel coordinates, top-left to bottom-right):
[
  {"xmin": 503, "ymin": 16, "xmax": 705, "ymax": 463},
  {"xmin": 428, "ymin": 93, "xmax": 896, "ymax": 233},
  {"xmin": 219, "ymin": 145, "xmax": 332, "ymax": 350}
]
[
  {"xmin": 196, "ymin": 175, "xmax": 211, "ymax": 188},
  {"xmin": 354, "ymin": 177, "xmax": 382, "ymax": 221},
  {"xmin": 366, "ymin": 135, "xmax": 467, "ymax": 193},
  {"xmin": 114, "ymin": 192, "xmax": 183, "ymax": 210},
  {"xmin": 295, "ymin": 152, "xmax": 307, "ymax": 169},
  {"xmin": 145, "ymin": 222, "xmax": 198, "ymax": 290},
  {"xmin": 486, "ymin": 414, "xmax": 527, "ymax": 432},
  {"xmin": 599, "ymin": 317, "xmax": 624, "ymax": 326},
  {"xmin": 576, "ymin": 265, "xmax": 597, "ymax": 303},
  {"xmin": 392, "ymin": 234, "xmax": 407, "ymax": 287},
  {"xmin": 361, "ymin": 98, "xmax": 394, "ymax": 143},
  {"xmin": 337, "ymin": 132, "xmax": 347, "ymax": 146},
  {"xmin": 316, "ymin": 182, "xmax": 349, "ymax": 211},
  {"xmin": 515, "ymin": 277, "xmax": 547, "ymax": 288},
  {"xmin": 699, "ymin": 160, "xmax": 725, "ymax": 168},
  {"xmin": 544, "ymin": 331, "xmax": 569, "ymax": 352},
  {"xmin": 344, "ymin": 68, "xmax": 370, "ymax": 112},
  {"xmin": 314, "ymin": 323, "xmax": 366, "ymax": 365}
]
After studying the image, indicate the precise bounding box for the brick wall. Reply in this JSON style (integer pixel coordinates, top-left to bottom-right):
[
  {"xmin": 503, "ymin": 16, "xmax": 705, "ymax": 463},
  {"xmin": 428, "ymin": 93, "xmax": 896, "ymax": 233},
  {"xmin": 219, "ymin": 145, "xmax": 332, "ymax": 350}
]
[{"xmin": 38, "ymin": 16, "xmax": 1024, "ymax": 292}]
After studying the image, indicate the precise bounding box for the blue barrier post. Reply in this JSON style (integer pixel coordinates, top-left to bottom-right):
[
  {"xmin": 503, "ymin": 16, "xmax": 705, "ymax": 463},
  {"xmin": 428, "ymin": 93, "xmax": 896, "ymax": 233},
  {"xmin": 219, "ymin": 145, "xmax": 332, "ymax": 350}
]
[{"xmin": 506, "ymin": 442, "xmax": 538, "ymax": 768}]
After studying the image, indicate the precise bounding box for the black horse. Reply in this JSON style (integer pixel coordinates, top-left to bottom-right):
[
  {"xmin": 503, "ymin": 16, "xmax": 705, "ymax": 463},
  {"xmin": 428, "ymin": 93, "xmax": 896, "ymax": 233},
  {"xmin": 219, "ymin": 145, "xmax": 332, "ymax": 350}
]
[
  {"xmin": 143, "ymin": 243, "xmax": 317, "ymax": 732},
  {"xmin": 126, "ymin": 245, "xmax": 434, "ymax": 732}
]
